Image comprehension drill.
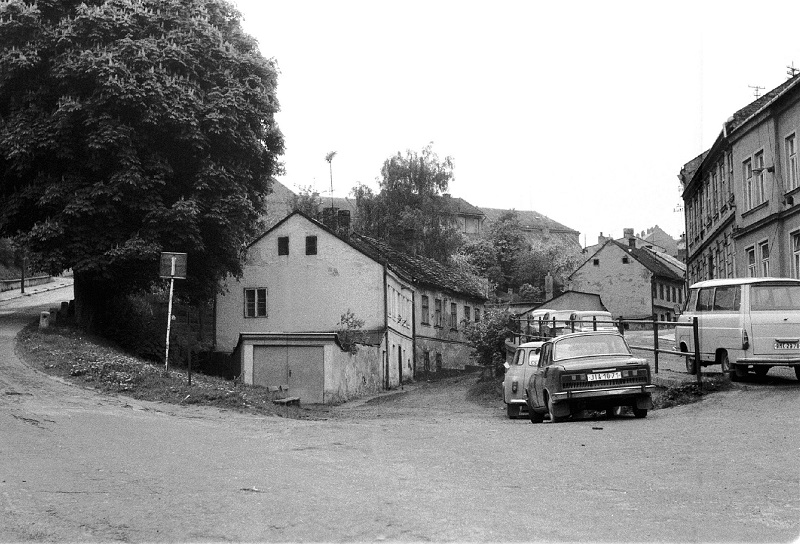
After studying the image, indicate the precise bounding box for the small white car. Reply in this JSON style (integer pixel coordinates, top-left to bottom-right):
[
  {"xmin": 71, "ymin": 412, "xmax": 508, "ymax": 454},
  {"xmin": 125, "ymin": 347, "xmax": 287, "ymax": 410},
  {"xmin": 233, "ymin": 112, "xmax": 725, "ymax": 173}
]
[{"xmin": 502, "ymin": 341, "xmax": 544, "ymax": 418}]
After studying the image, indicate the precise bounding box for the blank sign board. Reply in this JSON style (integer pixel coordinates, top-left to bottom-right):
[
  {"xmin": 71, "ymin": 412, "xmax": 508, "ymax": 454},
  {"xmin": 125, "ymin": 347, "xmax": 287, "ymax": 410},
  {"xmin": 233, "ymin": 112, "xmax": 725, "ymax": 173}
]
[{"xmin": 159, "ymin": 252, "xmax": 187, "ymax": 279}]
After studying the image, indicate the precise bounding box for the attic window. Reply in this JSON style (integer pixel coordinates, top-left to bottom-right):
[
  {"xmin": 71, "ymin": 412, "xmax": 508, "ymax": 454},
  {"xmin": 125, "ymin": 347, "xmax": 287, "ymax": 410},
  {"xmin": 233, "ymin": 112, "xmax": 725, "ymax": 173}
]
[
  {"xmin": 622, "ymin": 257, "xmax": 629, "ymax": 264},
  {"xmin": 305, "ymin": 235, "xmax": 317, "ymax": 255},
  {"xmin": 278, "ymin": 236, "xmax": 289, "ymax": 255},
  {"xmin": 593, "ymin": 259, "xmax": 600, "ymax": 266}
]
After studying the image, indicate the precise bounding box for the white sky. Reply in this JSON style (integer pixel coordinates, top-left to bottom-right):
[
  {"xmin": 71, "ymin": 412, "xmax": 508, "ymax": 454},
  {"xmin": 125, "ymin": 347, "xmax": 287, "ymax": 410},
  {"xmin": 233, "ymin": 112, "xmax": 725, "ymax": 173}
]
[{"xmin": 233, "ymin": 0, "xmax": 800, "ymax": 246}]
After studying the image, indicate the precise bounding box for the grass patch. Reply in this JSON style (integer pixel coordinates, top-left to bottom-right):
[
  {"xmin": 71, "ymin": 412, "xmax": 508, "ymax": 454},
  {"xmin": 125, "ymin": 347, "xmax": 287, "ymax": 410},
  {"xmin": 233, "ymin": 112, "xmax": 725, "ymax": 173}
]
[
  {"xmin": 652, "ymin": 375, "xmax": 734, "ymax": 409},
  {"xmin": 16, "ymin": 323, "xmax": 302, "ymax": 418}
]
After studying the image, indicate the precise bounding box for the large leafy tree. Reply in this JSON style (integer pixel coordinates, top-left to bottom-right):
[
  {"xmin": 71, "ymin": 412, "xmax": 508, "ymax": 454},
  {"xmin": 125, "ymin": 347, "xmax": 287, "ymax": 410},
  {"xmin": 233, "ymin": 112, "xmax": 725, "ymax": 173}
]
[
  {"xmin": 353, "ymin": 143, "xmax": 463, "ymax": 262},
  {"xmin": 0, "ymin": 0, "xmax": 283, "ymax": 329}
]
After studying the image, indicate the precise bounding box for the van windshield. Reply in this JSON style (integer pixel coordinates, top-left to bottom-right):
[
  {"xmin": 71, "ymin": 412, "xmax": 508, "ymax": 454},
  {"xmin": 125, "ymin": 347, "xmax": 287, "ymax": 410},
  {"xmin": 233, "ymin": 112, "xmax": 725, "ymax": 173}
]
[{"xmin": 750, "ymin": 283, "xmax": 800, "ymax": 311}]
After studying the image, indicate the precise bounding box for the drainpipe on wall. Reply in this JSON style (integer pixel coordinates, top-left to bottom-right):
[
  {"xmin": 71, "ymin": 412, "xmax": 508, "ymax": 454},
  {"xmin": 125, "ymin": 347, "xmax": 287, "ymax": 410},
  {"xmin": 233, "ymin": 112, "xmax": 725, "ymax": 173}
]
[
  {"xmin": 411, "ymin": 289, "xmax": 417, "ymax": 379},
  {"xmin": 383, "ymin": 261, "xmax": 389, "ymax": 390}
]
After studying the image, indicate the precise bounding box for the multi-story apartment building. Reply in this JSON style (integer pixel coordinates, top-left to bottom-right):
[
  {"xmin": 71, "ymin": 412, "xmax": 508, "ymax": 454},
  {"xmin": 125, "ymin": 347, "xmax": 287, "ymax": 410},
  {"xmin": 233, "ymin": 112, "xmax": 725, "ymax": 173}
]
[{"xmin": 679, "ymin": 73, "xmax": 800, "ymax": 285}]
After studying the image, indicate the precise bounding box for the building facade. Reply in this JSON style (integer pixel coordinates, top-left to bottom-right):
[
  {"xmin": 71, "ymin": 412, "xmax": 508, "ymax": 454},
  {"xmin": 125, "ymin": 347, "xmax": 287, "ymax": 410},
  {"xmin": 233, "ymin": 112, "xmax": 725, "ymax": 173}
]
[
  {"xmin": 215, "ymin": 212, "xmax": 487, "ymax": 402},
  {"xmin": 567, "ymin": 239, "xmax": 686, "ymax": 321},
  {"xmin": 679, "ymin": 74, "xmax": 800, "ymax": 285}
]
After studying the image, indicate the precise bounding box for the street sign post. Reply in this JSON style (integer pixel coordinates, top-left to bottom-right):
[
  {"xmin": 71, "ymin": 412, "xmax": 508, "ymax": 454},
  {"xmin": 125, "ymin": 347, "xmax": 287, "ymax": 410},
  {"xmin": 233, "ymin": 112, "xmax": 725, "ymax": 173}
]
[{"xmin": 160, "ymin": 252, "xmax": 187, "ymax": 371}]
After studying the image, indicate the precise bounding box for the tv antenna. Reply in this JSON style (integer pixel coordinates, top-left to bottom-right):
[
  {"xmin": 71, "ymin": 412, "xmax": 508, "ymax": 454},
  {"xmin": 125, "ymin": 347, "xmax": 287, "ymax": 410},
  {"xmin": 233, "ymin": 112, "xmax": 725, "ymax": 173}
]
[{"xmin": 748, "ymin": 85, "xmax": 765, "ymax": 99}]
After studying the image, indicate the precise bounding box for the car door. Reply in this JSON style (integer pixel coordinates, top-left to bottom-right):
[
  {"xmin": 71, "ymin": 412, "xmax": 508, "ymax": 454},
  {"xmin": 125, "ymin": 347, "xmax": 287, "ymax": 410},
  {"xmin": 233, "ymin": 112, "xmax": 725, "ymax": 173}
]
[{"xmin": 530, "ymin": 343, "xmax": 551, "ymax": 408}]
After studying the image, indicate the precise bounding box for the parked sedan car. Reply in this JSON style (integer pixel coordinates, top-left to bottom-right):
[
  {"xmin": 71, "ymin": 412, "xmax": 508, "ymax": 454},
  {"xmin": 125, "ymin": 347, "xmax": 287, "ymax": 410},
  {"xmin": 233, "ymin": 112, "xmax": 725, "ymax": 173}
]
[
  {"xmin": 502, "ymin": 341, "xmax": 544, "ymax": 418},
  {"xmin": 525, "ymin": 331, "xmax": 655, "ymax": 423}
]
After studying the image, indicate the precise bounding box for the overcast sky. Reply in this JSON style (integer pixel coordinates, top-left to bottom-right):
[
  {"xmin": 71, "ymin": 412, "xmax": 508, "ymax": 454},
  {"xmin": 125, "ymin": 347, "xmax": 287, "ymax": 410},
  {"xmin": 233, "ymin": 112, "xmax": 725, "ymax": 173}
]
[{"xmin": 233, "ymin": 0, "xmax": 800, "ymax": 246}]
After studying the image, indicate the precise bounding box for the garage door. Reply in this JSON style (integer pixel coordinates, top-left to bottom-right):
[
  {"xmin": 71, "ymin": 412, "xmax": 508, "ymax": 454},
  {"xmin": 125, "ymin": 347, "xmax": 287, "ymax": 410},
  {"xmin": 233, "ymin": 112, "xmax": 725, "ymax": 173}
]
[{"xmin": 252, "ymin": 345, "xmax": 324, "ymax": 403}]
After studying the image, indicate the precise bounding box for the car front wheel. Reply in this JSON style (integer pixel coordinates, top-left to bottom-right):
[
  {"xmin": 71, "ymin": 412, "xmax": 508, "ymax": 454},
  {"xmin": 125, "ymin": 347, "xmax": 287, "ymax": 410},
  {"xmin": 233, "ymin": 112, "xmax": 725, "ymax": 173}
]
[
  {"xmin": 529, "ymin": 407, "xmax": 544, "ymax": 424},
  {"xmin": 632, "ymin": 407, "xmax": 648, "ymax": 418}
]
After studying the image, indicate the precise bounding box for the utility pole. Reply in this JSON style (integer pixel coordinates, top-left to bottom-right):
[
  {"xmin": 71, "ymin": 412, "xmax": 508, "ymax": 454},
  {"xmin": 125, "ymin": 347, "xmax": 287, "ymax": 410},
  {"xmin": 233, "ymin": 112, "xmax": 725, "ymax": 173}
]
[{"xmin": 788, "ymin": 62, "xmax": 799, "ymax": 78}]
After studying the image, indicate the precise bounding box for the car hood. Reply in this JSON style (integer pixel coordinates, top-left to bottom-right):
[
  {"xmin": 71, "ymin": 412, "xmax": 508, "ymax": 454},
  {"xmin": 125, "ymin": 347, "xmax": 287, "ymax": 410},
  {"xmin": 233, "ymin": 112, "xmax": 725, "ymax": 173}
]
[{"xmin": 553, "ymin": 355, "xmax": 647, "ymax": 371}]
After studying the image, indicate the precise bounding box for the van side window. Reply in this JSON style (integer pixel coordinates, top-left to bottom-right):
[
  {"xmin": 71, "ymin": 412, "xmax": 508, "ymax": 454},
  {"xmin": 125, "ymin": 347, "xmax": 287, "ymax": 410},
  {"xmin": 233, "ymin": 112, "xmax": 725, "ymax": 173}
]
[
  {"xmin": 713, "ymin": 286, "xmax": 740, "ymax": 311},
  {"xmin": 514, "ymin": 350, "xmax": 524, "ymax": 365},
  {"xmin": 697, "ymin": 288, "xmax": 714, "ymax": 312},
  {"xmin": 685, "ymin": 289, "xmax": 698, "ymax": 312}
]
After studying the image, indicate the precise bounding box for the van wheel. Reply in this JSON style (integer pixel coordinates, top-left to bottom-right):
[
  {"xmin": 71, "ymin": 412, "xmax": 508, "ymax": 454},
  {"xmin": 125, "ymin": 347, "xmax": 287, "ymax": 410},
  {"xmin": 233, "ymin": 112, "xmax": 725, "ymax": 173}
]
[
  {"xmin": 681, "ymin": 344, "xmax": 697, "ymax": 375},
  {"xmin": 754, "ymin": 367, "xmax": 769, "ymax": 377},
  {"xmin": 795, "ymin": 366, "xmax": 800, "ymax": 381},
  {"xmin": 632, "ymin": 408, "xmax": 648, "ymax": 418},
  {"xmin": 719, "ymin": 351, "xmax": 733, "ymax": 377},
  {"xmin": 529, "ymin": 407, "xmax": 544, "ymax": 424},
  {"xmin": 685, "ymin": 355, "xmax": 697, "ymax": 375}
]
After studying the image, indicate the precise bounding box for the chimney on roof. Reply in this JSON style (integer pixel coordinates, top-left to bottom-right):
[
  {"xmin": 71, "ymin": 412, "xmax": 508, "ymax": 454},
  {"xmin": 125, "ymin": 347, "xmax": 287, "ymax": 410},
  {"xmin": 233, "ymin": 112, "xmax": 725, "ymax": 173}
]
[{"xmin": 623, "ymin": 228, "xmax": 636, "ymax": 248}]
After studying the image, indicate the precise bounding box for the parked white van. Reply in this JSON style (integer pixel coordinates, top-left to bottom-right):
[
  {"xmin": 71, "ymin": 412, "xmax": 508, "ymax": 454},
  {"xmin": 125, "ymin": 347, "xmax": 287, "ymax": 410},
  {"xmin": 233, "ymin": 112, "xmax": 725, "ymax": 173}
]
[{"xmin": 674, "ymin": 277, "xmax": 800, "ymax": 380}]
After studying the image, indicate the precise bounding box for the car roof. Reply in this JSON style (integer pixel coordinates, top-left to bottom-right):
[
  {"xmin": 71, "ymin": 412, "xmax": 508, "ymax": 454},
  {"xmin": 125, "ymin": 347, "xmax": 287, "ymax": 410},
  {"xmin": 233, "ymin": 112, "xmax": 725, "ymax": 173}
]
[
  {"xmin": 519, "ymin": 341, "xmax": 545, "ymax": 348},
  {"xmin": 549, "ymin": 331, "xmax": 624, "ymax": 342},
  {"xmin": 570, "ymin": 310, "xmax": 612, "ymax": 316},
  {"xmin": 689, "ymin": 277, "xmax": 800, "ymax": 289}
]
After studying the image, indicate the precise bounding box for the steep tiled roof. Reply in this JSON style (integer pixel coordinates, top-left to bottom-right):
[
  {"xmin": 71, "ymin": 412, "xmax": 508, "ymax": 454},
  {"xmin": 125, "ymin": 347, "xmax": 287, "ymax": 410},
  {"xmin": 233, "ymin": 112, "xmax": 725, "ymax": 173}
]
[
  {"xmin": 726, "ymin": 73, "xmax": 800, "ymax": 134},
  {"xmin": 480, "ymin": 207, "xmax": 578, "ymax": 234},
  {"xmin": 256, "ymin": 211, "xmax": 488, "ymax": 301},
  {"xmin": 437, "ymin": 195, "xmax": 484, "ymax": 216},
  {"xmin": 611, "ymin": 241, "xmax": 684, "ymax": 281},
  {"xmin": 348, "ymin": 233, "xmax": 488, "ymax": 300}
]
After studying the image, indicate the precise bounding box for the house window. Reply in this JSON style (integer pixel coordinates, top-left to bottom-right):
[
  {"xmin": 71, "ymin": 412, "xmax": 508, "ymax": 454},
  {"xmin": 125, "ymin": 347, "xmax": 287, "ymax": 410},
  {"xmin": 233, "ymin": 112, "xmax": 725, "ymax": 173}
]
[
  {"xmin": 659, "ymin": 284, "xmax": 664, "ymax": 300},
  {"xmin": 593, "ymin": 259, "xmax": 600, "ymax": 266},
  {"xmin": 666, "ymin": 285, "xmax": 671, "ymax": 302},
  {"xmin": 787, "ymin": 134, "xmax": 798, "ymax": 191},
  {"xmin": 743, "ymin": 158, "xmax": 753, "ymax": 210},
  {"xmin": 746, "ymin": 246, "xmax": 757, "ymax": 277},
  {"xmin": 434, "ymin": 298, "xmax": 442, "ymax": 328},
  {"xmin": 708, "ymin": 252, "xmax": 714, "ymax": 280},
  {"xmin": 305, "ymin": 235, "xmax": 317, "ymax": 255},
  {"xmin": 474, "ymin": 308, "xmax": 481, "ymax": 323},
  {"xmin": 450, "ymin": 303, "xmax": 458, "ymax": 330},
  {"xmin": 727, "ymin": 151, "xmax": 734, "ymax": 201},
  {"xmin": 754, "ymin": 151, "xmax": 766, "ymax": 206},
  {"xmin": 759, "ymin": 241, "xmax": 770, "ymax": 277},
  {"xmin": 278, "ymin": 236, "xmax": 289, "ymax": 256},
  {"xmin": 711, "ymin": 170, "xmax": 718, "ymax": 213},
  {"xmin": 464, "ymin": 305, "xmax": 471, "ymax": 323},
  {"xmin": 719, "ymin": 161, "xmax": 727, "ymax": 208},
  {"xmin": 244, "ymin": 288, "xmax": 267, "ymax": 317},
  {"xmin": 421, "ymin": 295, "xmax": 430, "ymax": 325},
  {"xmin": 622, "ymin": 257, "xmax": 629, "ymax": 264},
  {"xmin": 792, "ymin": 231, "xmax": 800, "ymax": 279}
]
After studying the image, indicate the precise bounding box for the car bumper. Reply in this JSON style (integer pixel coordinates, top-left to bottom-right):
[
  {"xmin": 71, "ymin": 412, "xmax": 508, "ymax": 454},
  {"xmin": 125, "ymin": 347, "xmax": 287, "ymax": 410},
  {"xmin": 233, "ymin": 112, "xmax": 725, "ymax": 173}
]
[
  {"xmin": 552, "ymin": 384, "xmax": 656, "ymax": 401},
  {"xmin": 735, "ymin": 356, "xmax": 800, "ymax": 366}
]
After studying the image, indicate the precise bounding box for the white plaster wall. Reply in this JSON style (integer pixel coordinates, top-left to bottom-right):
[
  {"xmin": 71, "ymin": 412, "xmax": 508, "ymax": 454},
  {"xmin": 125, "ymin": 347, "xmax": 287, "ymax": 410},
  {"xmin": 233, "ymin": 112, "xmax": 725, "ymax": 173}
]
[
  {"xmin": 216, "ymin": 214, "xmax": 386, "ymax": 352},
  {"xmin": 569, "ymin": 244, "xmax": 652, "ymax": 319}
]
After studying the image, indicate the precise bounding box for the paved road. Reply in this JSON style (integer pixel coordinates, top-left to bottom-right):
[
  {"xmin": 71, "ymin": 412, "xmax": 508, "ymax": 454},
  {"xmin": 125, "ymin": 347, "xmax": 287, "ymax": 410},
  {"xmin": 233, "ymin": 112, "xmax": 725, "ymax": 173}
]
[{"xmin": 1, "ymin": 285, "xmax": 799, "ymax": 542}]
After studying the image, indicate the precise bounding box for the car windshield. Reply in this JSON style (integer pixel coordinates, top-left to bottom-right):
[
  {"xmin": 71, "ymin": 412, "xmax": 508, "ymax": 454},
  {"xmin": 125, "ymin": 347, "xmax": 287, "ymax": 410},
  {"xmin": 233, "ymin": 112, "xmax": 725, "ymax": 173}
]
[
  {"xmin": 750, "ymin": 283, "xmax": 800, "ymax": 311},
  {"xmin": 553, "ymin": 335, "xmax": 631, "ymax": 361}
]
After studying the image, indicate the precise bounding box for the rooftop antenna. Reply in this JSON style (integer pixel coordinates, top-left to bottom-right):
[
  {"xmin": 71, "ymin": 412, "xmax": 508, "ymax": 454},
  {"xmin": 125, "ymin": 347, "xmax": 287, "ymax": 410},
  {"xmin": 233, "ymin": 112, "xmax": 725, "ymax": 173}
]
[
  {"xmin": 748, "ymin": 85, "xmax": 765, "ymax": 99},
  {"xmin": 788, "ymin": 62, "xmax": 799, "ymax": 78},
  {"xmin": 325, "ymin": 151, "xmax": 337, "ymax": 211}
]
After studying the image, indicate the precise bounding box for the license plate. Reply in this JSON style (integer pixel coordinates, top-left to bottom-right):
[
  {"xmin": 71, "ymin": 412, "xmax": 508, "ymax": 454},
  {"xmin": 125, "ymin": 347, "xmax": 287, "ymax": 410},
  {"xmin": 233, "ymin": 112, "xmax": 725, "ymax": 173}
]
[
  {"xmin": 587, "ymin": 372, "xmax": 622, "ymax": 381},
  {"xmin": 774, "ymin": 341, "xmax": 799, "ymax": 350}
]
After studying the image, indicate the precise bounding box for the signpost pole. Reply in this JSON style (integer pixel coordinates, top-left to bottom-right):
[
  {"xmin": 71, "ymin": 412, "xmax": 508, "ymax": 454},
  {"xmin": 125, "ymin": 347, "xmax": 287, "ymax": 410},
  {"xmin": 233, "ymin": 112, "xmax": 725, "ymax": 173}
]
[{"xmin": 164, "ymin": 257, "xmax": 176, "ymax": 371}]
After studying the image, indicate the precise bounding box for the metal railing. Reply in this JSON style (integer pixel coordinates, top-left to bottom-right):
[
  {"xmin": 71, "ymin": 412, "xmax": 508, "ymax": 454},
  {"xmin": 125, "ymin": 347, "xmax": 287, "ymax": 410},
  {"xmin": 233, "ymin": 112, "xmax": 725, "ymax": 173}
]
[{"xmin": 513, "ymin": 315, "xmax": 704, "ymax": 387}]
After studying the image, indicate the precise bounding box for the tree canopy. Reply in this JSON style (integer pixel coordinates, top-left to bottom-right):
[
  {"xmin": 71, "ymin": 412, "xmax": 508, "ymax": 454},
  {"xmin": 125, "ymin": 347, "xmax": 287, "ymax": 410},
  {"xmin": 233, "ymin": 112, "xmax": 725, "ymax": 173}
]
[
  {"xmin": 0, "ymin": 0, "xmax": 283, "ymax": 327},
  {"xmin": 352, "ymin": 143, "xmax": 463, "ymax": 262}
]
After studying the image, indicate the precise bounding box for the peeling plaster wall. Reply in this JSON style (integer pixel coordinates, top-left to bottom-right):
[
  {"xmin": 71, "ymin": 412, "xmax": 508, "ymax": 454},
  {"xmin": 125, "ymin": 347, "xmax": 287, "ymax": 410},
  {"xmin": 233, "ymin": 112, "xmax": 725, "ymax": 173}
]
[{"xmin": 569, "ymin": 244, "xmax": 652, "ymax": 319}]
